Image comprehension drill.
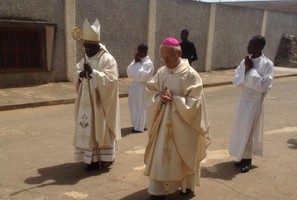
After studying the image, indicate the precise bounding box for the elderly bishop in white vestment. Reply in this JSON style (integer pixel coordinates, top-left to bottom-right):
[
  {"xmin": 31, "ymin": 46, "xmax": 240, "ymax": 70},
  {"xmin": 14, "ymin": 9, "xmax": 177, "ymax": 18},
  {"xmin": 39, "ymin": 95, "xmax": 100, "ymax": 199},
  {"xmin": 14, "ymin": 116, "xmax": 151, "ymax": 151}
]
[{"xmin": 144, "ymin": 38, "xmax": 211, "ymax": 198}]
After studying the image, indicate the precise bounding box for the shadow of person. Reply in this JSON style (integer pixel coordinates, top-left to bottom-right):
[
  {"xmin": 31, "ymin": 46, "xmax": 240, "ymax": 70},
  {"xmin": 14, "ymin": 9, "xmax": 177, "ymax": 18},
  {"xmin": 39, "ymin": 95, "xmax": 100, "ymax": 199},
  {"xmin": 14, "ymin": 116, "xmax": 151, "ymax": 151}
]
[
  {"xmin": 287, "ymin": 138, "xmax": 297, "ymax": 149},
  {"xmin": 121, "ymin": 127, "xmax": 134, "ymax": 137},
  {"xmin": 166, "ymin": 190, "xmax": 196, "ymax": 200},
  {"xmin": 201, "ymin": 161, "xmax": 257, "ymax": 180},
  {"xmin": 121, "ymin": 127, "xmax": 147, "ymax": 137},
  {"xmin": 11, "ymin": 162, "xmax": 107, "ymax": 197},
  {"xmin": 119, "ymin": 188, "xmax": 150, "ymax": 200},
  {"xmin": 25, "ymin": 162, "xmax": 110, "ymax": 185},
  {"xmin": 119, "ymin": 188, "xmax": 195, "ymax": 200}
]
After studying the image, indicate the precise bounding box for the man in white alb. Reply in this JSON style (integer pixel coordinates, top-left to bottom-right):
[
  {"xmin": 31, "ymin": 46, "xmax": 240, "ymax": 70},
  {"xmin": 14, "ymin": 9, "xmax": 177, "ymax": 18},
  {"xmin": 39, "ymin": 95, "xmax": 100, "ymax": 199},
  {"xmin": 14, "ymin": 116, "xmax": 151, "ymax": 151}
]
[
  {"xmin": 127, "ymin": 44, "xmax": 154, "ymax": 133},
  {"xmin": 229, "ymin": 35, "xmax": 274, "ymax": 173}
]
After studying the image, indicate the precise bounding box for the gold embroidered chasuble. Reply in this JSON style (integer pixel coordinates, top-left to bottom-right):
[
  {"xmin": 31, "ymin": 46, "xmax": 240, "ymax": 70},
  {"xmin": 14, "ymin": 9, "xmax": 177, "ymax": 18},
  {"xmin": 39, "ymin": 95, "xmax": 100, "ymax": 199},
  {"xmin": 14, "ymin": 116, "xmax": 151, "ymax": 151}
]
[
  {"xmin": 144, "ymin": 59, "xmax": 211, "ymax": 186},
  {"xmin": 73, "ymin": 46, "xmax": 121, "ymax": 150}
]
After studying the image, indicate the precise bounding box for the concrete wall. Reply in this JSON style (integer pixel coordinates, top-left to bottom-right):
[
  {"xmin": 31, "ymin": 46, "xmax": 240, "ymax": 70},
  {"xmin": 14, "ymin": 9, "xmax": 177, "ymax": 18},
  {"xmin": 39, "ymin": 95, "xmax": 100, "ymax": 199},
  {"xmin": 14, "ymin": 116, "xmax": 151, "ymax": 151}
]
[
  {"xmin": 0, "ymin": 0, "xmax": 66, "ymax": 87},
  {"xmin": 1, "ymin": 0, "xmax": 297, "ymax": 87},
  {"xmin": 211, "ymin": 4, "xmax": 263, "ymax": 70},
  {"xmin": 70, "ymin": 1, "xmax": 297, "ymax": 74},
  {"xmin": 153, "ymin": 0, "xmax": 211, "ymax": 72},
  {"xmin": 63, "ymin": 1, "xmax": 297, "ymax": 75},
  {"xmin": 265, "ymin": 11, "xmax": 297, "ymax": 64}
]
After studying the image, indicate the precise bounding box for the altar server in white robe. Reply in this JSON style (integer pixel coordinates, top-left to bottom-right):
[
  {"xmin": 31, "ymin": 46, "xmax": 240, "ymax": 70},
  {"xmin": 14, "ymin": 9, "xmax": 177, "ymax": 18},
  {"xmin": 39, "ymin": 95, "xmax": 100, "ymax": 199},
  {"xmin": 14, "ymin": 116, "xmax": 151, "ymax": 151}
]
[
  {"xmin": 229, "ymin": 35, "xmax": 273, "ymax": 173},
  {"xmin": 127, "ymin": 44, "xmax": 154, "ymax": 133},
  {"xmin": 73, "ymin": 18, "xmax": 121, "ymax": 171},
  {"xmin": 144, "ymin": 38, "xmax": 211, "ymax": 200}
]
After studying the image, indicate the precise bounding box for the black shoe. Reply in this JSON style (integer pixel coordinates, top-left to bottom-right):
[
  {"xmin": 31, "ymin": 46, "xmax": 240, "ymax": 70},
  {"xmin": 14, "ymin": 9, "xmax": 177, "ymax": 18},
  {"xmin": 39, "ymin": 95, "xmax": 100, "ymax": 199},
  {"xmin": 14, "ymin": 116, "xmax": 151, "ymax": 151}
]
[
  {"xmin": 85, "ymin": 162, "xmax": 100, "ymax": 171},
  {"xmin": 240, "ymin": 159, "xmax": 252, "ymax": 173},
  {"xmin": 101, "ymin": 161, "xmax": 113, "ymax": 170},
  {"xmin": 132, "ymin": 128, "xmax": 143, "ymax": 133},
  {"xmin": 234, "ymin": 159, "xmax": 243, "ymax": 167},
  {"xmin": 180, "ymin": 188, "xmax": 193, "ymax": 195},
  {"xmin": 148, "ymin": 195, "xmax": 165, "ymax": 200},
  {"xmin": 241, "ymin": 165, "xmax": 250, "ymax": 173}
]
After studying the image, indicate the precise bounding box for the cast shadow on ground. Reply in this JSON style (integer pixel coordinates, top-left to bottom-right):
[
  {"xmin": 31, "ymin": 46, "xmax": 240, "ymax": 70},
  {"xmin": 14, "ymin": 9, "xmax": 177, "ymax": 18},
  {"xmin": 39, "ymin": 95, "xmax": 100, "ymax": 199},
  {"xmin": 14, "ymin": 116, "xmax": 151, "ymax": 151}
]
[
  {"xmin": 121, "ymin": 127, "xmax": 134, "ymax": 137},
  {"xmin": 201, "ymin": 161, "xmax": 258, "ymax": 180},
  {"xmin": 24, "ymin": 161, "xmax": 107, "ymax": 185},
  {"xmin": 119, "ymin": 188, "xmax": 150, "ymax": 200},
  {"xmin": 119, "ymin": 188, "xmax": 195, "ymax": 200},
  {"xmin": 287, "ymin": 138, "xmax": 297, "ymax": 149},
  {"xmin": 121, "ymin": 127, "xmax": 147, "ymax": 137},
  {"xmin": 11, "ymin": 162, "xmax": 107, "ymax": 197}
]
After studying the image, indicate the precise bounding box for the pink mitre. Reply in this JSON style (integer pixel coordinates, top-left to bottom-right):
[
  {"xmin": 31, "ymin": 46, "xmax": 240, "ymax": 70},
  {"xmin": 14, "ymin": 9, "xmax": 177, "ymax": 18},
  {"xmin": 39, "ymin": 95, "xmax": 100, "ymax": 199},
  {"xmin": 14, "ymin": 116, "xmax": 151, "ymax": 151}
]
[{"xmin": 162, "ymin": 37, "xmax": 180, "ymax": 47}]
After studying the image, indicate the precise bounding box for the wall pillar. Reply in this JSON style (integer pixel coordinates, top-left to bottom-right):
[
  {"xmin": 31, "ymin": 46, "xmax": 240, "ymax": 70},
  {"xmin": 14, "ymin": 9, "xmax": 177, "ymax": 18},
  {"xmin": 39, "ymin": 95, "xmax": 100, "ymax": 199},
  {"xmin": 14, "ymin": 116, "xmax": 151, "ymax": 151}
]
[
  {"xmin": 64, "ymin": 0, "xmax": 76, "ymax": 81},
  {"xmin": 205, "ymin": 3, "xmax": 216, "ymax": 72},
  {"xmin": 147, "ymin": 0, "xmax": 157, "ymax": 62},
  {"xmin": 261, "ymin": 9, "xmax": 268, "ymax": 36}
]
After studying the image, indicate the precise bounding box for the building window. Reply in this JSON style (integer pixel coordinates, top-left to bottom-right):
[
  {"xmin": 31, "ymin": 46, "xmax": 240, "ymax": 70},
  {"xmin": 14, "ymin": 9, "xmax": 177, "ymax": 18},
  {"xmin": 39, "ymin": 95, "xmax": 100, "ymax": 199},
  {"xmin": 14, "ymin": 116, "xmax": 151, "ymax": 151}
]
[{"xmin": 0, "ymin": 26, "xmax": 46, "ymax": 72}]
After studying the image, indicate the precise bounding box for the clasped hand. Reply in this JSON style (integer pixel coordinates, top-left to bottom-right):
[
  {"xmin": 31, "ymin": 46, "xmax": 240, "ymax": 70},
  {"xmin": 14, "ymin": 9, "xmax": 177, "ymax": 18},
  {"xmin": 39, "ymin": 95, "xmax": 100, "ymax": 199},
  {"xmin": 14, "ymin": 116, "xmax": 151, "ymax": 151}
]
[
  {"xmin": 79, "ymin": 63, "xmax": 93, "ymax": 78},
  {"xmin": 244, "ymin": 56, "xmax": 253, "ymax": 74},
  {"xmin": 134, "ymin": 53, "xmax": 141, "ymax": 63},
  {"xmin": 160, "ymin": 87, "xmax": 172, "ymax": 104}
]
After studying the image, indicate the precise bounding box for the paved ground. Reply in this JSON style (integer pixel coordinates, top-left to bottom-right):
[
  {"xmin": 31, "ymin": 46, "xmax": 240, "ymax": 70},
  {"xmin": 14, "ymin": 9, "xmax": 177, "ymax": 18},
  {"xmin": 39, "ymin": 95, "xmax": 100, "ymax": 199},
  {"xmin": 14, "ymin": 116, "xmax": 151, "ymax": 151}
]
[
  {"xmin": 1, "ymin": 67, "xmax": 297, "ymax": 111},
  {"xmin": 0, "ymin": 76, "xmax": 297, "ymax": 200},
  {"xmin": 0, "ymin": 67, "xmax": 297, "ymax": 200}
]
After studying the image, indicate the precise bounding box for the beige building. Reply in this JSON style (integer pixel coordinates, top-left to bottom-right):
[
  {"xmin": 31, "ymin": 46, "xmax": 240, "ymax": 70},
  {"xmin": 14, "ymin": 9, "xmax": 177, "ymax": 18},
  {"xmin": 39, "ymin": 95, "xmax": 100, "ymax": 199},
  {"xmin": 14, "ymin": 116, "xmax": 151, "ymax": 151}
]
[{"xmin": 0, "ymin": 0, "xmax": 296, "ymax": 88}]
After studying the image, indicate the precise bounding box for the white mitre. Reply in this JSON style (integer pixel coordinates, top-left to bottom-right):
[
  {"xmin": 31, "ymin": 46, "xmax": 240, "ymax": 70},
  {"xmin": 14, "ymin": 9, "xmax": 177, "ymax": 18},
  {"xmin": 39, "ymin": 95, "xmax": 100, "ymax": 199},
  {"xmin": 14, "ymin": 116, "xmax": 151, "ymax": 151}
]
[{"xmin": 83, "ymin": 18, "xmax": 100, "ymax": 43}]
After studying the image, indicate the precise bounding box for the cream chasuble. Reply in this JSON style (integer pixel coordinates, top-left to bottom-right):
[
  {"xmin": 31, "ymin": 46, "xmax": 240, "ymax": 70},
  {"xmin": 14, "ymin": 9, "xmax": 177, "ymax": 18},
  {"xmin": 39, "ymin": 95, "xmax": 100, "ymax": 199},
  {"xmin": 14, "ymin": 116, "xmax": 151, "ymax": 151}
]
[
  {"xmin": 73, "ymin": 45, "xmax": 120, "ymax": 163},
  {"xmin": 144, "ymin": 59, "xmax": 211, "ymax": 195},
  {"xmin": 229, "ymin": 54, "xmax": 273, "ymax": 160}
]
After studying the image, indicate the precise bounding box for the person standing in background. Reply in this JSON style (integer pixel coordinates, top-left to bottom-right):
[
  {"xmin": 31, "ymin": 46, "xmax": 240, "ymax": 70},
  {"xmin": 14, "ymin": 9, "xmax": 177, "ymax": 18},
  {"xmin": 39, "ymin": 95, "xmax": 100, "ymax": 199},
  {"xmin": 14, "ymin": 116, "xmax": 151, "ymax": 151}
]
[
  {"xmin": 180, "ymin": 29, "xmax": 198, "ymax": 66},
  {"xmin": 229, "ymin": 35, "xmax": 274, "ymax": 173},
  {"xmin": 127, "ymin": 44, "xmax": 154, "ymax": 133}
]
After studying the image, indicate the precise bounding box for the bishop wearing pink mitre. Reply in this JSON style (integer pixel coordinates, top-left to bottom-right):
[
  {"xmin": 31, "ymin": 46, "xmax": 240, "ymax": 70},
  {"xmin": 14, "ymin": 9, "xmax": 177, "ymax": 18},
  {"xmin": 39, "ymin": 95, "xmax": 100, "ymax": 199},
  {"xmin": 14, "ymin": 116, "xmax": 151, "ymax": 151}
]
[{"xmin": 144, "ymin": 37, "xmax": 211, "ymax": 199}]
